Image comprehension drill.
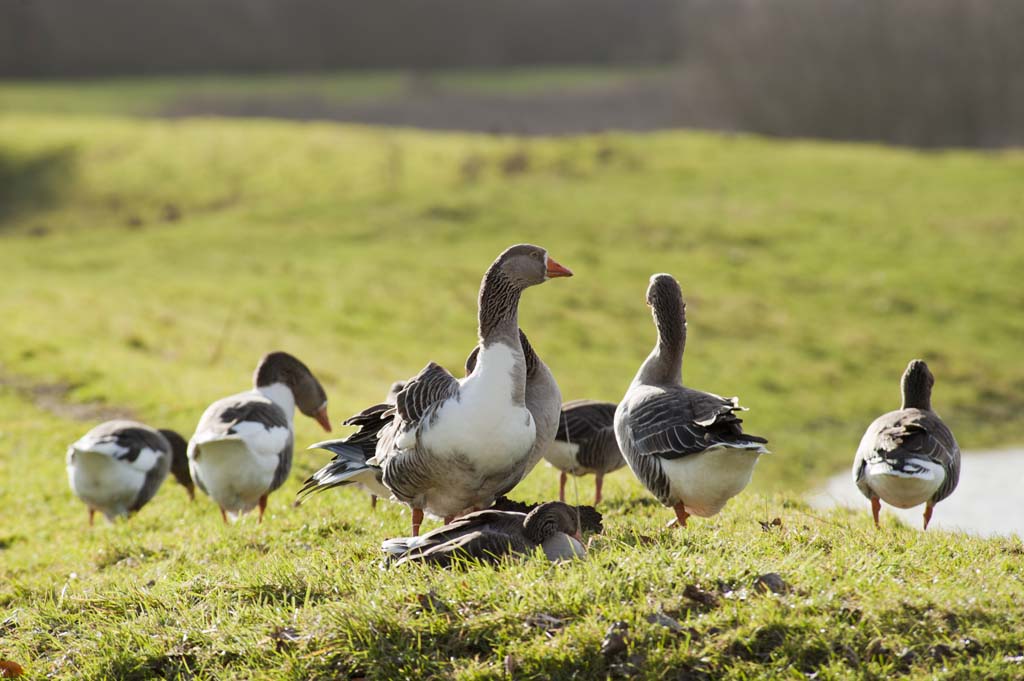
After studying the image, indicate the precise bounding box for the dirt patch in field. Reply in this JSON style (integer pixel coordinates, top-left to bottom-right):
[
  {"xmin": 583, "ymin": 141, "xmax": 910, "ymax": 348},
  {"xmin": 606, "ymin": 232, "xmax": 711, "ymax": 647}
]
[
  {"xmin": 159, "ymin": 79, "xmax": 686, "ymax": 135},
  {"xmin": 0, "ymin": 371, "xmax": 135, "ymax": 422}
]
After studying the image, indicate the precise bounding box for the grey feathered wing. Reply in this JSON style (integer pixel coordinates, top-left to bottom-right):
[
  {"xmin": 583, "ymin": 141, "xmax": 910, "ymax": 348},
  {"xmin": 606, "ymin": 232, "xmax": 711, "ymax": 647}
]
[
  {"xmin": 854, "ymin": 409, "xmax": 960, "ymax": 503},
  {"xmin": 627, "ymin": 388, "xmax": 767, "ymax": 461}
]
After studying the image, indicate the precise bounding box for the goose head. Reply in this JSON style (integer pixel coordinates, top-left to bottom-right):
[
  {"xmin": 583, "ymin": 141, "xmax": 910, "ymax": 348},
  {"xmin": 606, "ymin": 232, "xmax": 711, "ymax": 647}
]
[
  {"xmin": 254, "ymin": 351, "xmax": 331, "ymax": 431},
  {"xmin": 159, "ymin": 429, "xmax": 195, "ymax": 501},
  {"xmin": 900, "ymin": 359, "xmax": 934, "ymax": 411},
  {"xmin": 646, "ymin": 273, "xmax": 687, "ymax": 345},
  {"xmin": 523, "ymin": 501, "xmax": 586, "ymax": 560},
  {"xmin": 492, "ymin": 244, "xmax": 573, "ymax": 289}
]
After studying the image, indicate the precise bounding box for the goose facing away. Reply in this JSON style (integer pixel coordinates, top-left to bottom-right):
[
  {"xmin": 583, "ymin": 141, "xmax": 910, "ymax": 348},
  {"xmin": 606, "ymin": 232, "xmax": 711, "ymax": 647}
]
[
  {"xmin": 542, "ymin": 399, "xmax": 626, "ymax": 505},
  {"xmin": 189, "ymin": 351, "xmax": 330, "ymax": 523},
  {"xmin": 614, "ymin": 274, "xmax": 768, "ymax": 528},
  {"xmin": 381, "ymin": 501, "xmax": 589, "ymax": 567},
  {"xmin": 298, "ymin": 244, "xmax": 571, "ymax": 535},
  {"xmin": 66, "ymin": 420, "xmax": 191, "ymax": 524},
  {"xmin": 853, "ymin": 359, "xmax": 960, "ymax": 529}
]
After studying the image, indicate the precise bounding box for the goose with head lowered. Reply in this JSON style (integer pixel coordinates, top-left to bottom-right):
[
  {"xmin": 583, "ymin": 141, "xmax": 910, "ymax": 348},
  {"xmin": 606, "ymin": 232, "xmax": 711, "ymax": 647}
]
[
  {"xmin": 67, "ymin": 420, "xmax": 192, "ymax": 524},
  {"xmin": 614, "ymin": 274, "xmax": 768, "ymax": 528},
  {"xmin": 189, "ymin": 351, "xmax": 330, "ymax": 523},
  {"xmin": 298, "ymin": 244, "xmax": 572, "ymax": 535},
  {"xmin": 542, "ymin": 399, "xmax": 625, "ymax": 505},
  {"xmin": 381, "ymin": 501, "xmax": 591, "ymax": 567},
  {"xmin": 853, "ymin": 359, "xmax": 960, "ymax": 529}
]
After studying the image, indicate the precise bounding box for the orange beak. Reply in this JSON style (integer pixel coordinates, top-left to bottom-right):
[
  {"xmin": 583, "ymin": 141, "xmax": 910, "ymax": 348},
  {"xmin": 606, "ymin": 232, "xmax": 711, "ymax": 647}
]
[
  {"xmin": 314, "ymin": 405, "xmax": 332, "ymax": 432},
  {"xmin": 546, "ymin": 256, "xmax": 573, "ymax": 278}
]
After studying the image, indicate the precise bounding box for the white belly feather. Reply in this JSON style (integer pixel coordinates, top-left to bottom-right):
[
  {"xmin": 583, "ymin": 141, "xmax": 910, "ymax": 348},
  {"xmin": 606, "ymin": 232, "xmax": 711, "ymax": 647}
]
[
  {"xmin": 190, "ymin": 422, "xmax": 288, "ymax": 514},
  {"xmin": 67, "ymin": 450, "xmax": 150, "ymax": 520},
  {"xmin": 543, "ymin": 440, "xmax": 585, "ymax": 474},
  {"xmin": 418, "ymin": 343, "xmax": 536, "ymax": 474},
  {"xmin": 864, "ymin": 458, "xmax": 945, "ymax": 509},
  {"xmin": 661, "ymin": 445, "xmax": 764, "ymax": 517}
]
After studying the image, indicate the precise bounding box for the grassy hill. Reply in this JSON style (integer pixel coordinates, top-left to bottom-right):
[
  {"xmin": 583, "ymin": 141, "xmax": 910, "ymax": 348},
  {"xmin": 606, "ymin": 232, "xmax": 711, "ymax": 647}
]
[{"xmin": 1, "ymin": 112, "xmax": 1023, "ymax": 678}]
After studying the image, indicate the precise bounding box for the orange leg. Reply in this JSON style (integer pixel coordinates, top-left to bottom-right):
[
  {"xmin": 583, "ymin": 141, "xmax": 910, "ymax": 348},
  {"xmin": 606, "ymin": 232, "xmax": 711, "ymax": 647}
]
[
  {"xmin": 923, "ymin": 501, "xmax": 934, "ymax": 530},
  {"xmin": 370, "ymin": 494, "xmax": 378, "ymax": 511},
  {"xmin": 559, "ymin": 471, "xmax": 567, "ymax": 502},
  {"xmin": 88, "ymin": 508, "xmax": 95, "ymax": 526},
  {"xmin": 220, "ymin": 507, "xmax": 229, "ymax": 525},
  {"xmin": 871, "ymin": 497, "xmax": 881, "ymax": 528},
  {"xmin": 411, "ymin": 507, "xmax": 424, "ymax": 536},
  {"xmin": 594, "ymin": 474, "xmax": 604, "ymax": 506},
  {"xmin": 258, "ymin": 494, "xmax": 268, "ymax": 524},
  {"xmin": 669, "ymin": 502, "xmax": 689, "ymax": 529}
]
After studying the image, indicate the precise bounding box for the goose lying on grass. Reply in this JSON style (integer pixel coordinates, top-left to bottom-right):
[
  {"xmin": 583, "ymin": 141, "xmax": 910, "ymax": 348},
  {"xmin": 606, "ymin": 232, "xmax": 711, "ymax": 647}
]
[
  {"xmin": 614, "ymin": 274, "xmax": 768, "ymax": 528},
  {"xmin": 541, "ymin": 399, "xmax": 626, "ymax": 505},
  {"xmin": 189, "ymin": 351, "xmax": 330, "ymax": 523},
  {"xmin": 67, "ymin": 420, "xmax": 191, "ymax": 524},
  {"xmin": 297, "ymin": 244, "xmax": 571, "ymax": 536},
  {"xmin": 853, "ymin": 359, "xmax": 960, "ymax": 529},
  {"xmin": 382, "ymin": 501, "xmax": 592, "ymax": 567}
]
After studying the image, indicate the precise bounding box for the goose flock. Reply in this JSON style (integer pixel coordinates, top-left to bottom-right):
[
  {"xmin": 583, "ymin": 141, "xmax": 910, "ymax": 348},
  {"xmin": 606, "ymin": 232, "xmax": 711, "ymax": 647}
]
[{"xmin": 65, "ymin": 243, "xmax": 962, "ymax": 564}]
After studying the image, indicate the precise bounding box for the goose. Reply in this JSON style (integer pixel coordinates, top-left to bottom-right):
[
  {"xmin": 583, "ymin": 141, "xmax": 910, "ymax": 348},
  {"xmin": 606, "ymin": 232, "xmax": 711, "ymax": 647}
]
[
  {"xmin": 66, "ymin": 420, "xmax": 191, "ymax": 524},
  {"xmin": 541, "ymin": 399, "xmax": 626, "ymax": 505},
  {"xmin": 298, "ymin": 244, "xmax": 572, "ymax": 535},
  {"xmin": 189, "ymin": 351, "xmax": 330, "ymax": 523},
  {"xmin": 853, "ymin": 359, "xmax": 960, "ymax": 529},
  {"xmin": 614, "ymin": 274, "xmax": 768, "ymax": 528},
  {"xmin": 381, "ymin": 501, "xmax": 589, "ymax": 567}
]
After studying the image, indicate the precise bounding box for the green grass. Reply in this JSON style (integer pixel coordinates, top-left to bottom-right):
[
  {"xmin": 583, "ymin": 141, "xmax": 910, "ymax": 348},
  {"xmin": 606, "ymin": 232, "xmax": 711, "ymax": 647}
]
[
  {"xmin": 1, "ymin": 111, "xmax": 1023, "ymax": 678},
  {"xmin": 0, "ymin": 66, "xmax": 665, "ymax": 117}
]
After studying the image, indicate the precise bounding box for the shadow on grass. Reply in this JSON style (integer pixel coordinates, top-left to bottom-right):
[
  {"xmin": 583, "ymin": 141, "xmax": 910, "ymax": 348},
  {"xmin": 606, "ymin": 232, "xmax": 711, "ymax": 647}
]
[{"xmin": 0, "ymin": 145, "xmax": 77, "ymax": 227}]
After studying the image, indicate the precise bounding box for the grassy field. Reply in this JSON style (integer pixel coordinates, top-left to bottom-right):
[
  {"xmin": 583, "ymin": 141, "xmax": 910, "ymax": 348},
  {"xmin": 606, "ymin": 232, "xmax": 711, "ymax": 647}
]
[{"xmin": 1, "ymin": 110, "xmax": 1023, "ymax": 678}]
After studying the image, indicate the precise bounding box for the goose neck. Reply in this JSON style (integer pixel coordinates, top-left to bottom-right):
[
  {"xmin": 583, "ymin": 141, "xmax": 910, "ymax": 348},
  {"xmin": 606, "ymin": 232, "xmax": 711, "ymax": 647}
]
[
  {"xmin": 478, "ymin": 267, "xmax": 522, "ymax": 345},
  {"xmin": 257, "ymin": 382, "xmax": 295, "ymax": 425}
]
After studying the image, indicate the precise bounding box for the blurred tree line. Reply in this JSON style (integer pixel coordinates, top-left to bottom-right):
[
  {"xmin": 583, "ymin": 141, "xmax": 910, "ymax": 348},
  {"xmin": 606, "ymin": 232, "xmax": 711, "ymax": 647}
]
[{"xmin": 3, "ymin": 0, "xmax": 1023, "ymax": 147}]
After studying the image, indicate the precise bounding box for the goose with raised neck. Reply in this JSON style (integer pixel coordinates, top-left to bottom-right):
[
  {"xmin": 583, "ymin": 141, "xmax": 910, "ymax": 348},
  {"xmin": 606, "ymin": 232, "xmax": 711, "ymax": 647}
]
[
  {"xmin": 853, "ymin": 359, "xmax": 960, "ymax": 529},
  {"xmin": 614, "ymin": 273, "xmax": 768, "ymax": 528},
  {"xmin": 189, "ymin": 351, "xmax": 330, "ymax": 524},
  {"xmin": 299, "ymin": 244, "xmax": 572, "ymax": 536}
]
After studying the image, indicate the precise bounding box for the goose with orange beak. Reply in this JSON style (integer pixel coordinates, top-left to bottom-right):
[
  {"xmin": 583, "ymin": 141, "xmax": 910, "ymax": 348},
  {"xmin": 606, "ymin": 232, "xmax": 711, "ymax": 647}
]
[
  {"xmin": 189, "ymin": 351, "xmax": 331, "ymax": 523},
  {"xmin": 301, "ymin": 244, "xmax": 572, "ymax": 536}
]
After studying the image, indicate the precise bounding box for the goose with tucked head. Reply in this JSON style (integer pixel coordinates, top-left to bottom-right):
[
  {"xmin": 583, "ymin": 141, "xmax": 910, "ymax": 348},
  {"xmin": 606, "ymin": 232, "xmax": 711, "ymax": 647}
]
[
  {"xmin": 189, "ymin": 351, "xmax": 330, "ymax": 523},
  {"xmin": 853, "ymin": 359, "xmax": 960, "ymax": 529},
  {"xmin": 382, "ymin": 501, "xmax": 590, "ymax": 567},
  {"xmin": 614, "ymin": 274, "xmax": 768, "ymax": 528},
  {"xmin": 67, "ymin": 420, "xmax": 191, "ymax": 524},
  {"xmin": 300, "ymin": 244, "xmax": 571, "ymax": 535}
]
